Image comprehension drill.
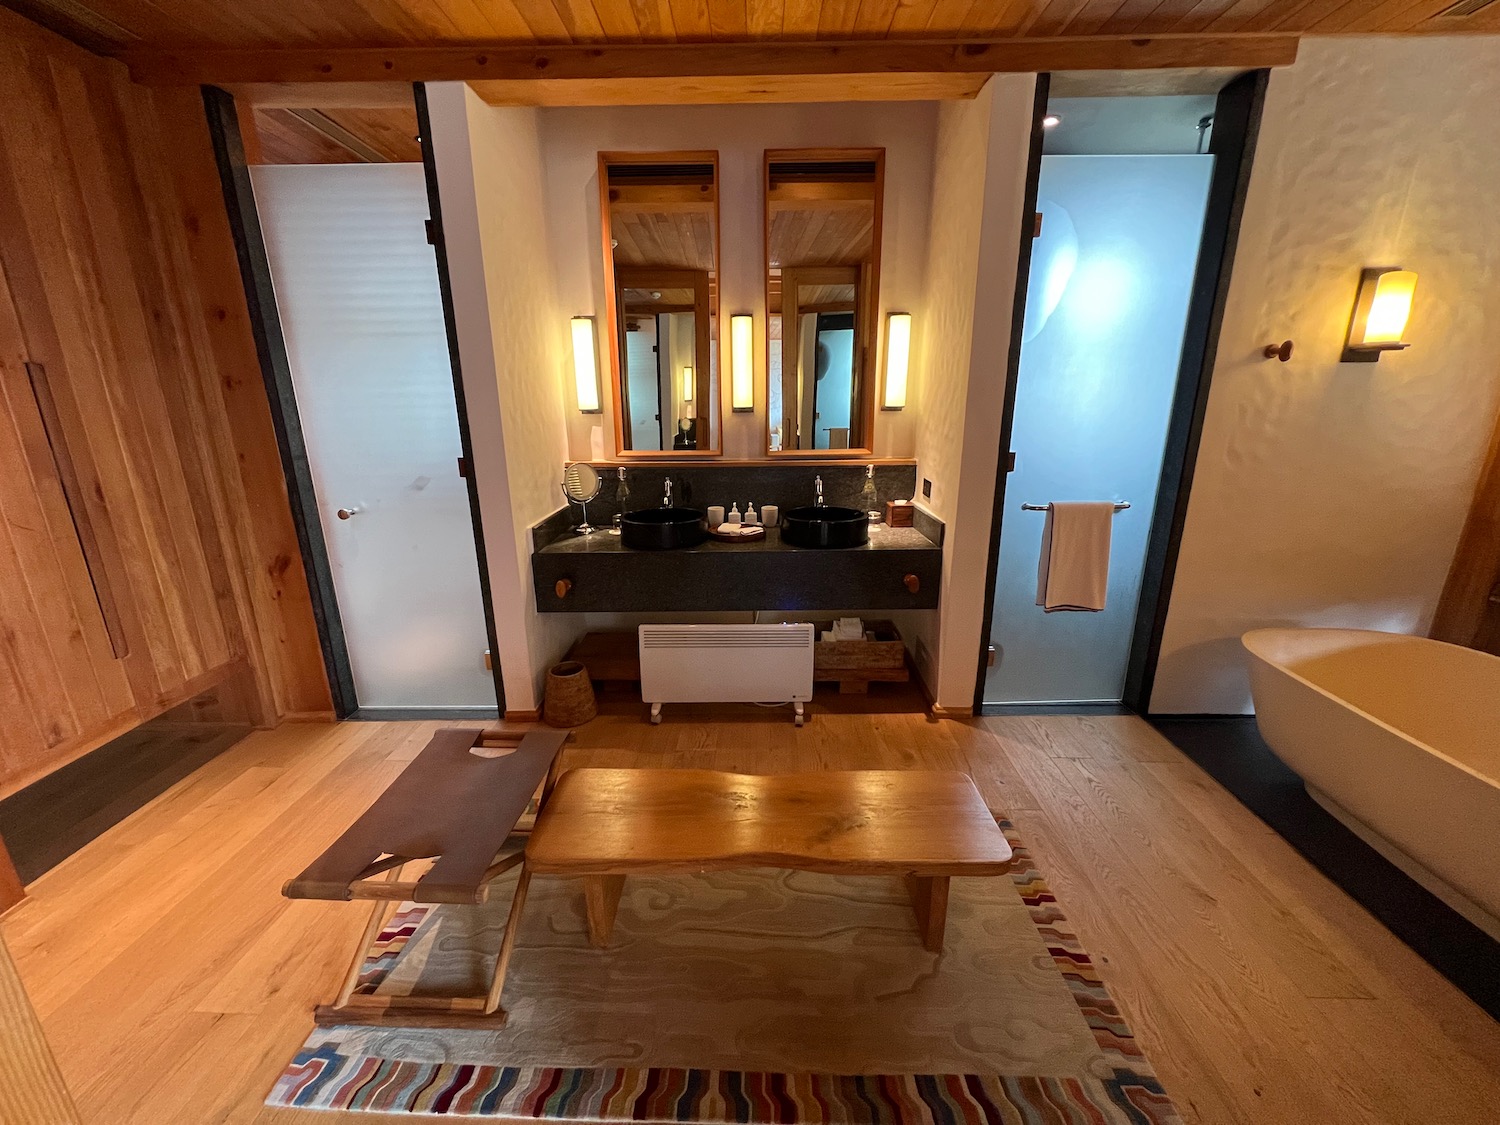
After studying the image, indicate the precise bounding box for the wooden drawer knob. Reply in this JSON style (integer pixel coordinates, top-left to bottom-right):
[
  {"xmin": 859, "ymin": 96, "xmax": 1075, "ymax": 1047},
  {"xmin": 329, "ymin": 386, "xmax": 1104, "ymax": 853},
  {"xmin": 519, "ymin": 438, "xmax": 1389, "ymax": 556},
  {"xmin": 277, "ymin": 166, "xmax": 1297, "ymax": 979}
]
[
  {"xmin": 555, "ymin": 578, "xmax": 573, "ymax": 599},
  {"xmin": 903, "ymin": 573, "xmax": 920, "ymax": 594}
]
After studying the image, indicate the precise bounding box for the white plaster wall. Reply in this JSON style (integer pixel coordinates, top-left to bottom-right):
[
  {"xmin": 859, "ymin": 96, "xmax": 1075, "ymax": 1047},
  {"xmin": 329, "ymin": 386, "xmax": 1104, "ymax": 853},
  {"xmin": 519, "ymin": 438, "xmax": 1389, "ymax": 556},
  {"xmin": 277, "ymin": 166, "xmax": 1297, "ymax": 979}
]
[
  {"xmin": 1152, "ymin": 37, "xmax": 1500, "ymax": 714},
  {"xmin": 534, "ymin": 102, "xmax": 938, "ymax": 461},
  {"xmin": 427, "ymin": 83, "xmax": 577, "ymax": 713},
  {"xmin": 906, "ymin": 76, "xmax": 1037, "ymax": 708}
]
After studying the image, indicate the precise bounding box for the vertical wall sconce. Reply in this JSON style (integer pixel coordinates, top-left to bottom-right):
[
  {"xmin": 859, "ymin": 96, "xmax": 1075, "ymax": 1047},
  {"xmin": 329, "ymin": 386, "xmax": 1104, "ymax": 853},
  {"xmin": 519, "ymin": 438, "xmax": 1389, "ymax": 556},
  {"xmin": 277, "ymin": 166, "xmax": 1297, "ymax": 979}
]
[
  {"xmin": 882, "ymin": 312, "xmax": 911, "ymax": 410},
  {"xmin": 1342, "ymin": 267, "xmax": 1417, "ymax": 363},
  {"xmin": 682, "ymin": 366, "xmax": 694, "ymax": 403},
  {"xmin": 730, "ymin": 314, "xmax": 754, "ymax": 411},
  {"xmin": 570, "ymin": 316, "xmax": 601, "ymax": 413}
]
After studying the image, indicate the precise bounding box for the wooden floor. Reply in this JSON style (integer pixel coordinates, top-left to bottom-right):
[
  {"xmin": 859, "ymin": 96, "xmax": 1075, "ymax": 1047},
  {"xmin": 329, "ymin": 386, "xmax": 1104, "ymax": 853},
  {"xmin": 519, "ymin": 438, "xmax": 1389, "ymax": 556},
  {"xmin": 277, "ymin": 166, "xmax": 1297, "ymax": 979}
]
[{"xmin": 4, "ymin": 692, "xmax": 1500, "ymax": 1124}]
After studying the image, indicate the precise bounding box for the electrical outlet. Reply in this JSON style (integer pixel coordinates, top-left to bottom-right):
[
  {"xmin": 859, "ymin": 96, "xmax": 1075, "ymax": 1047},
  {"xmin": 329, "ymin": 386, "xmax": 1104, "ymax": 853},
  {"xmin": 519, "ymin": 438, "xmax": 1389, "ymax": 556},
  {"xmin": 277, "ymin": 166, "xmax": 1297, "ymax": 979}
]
[{"xmin": 922, "ymin": 478, "xmax": 933, "ymax": 499}]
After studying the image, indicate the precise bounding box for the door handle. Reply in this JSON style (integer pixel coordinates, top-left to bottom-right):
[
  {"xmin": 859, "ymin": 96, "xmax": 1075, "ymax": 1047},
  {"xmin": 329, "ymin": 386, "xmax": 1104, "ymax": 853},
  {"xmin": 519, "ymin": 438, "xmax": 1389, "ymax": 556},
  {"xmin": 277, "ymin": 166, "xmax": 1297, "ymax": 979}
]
[{"xmin": 337, "ymin": 507, "xmax": 361, "ymax": 520}]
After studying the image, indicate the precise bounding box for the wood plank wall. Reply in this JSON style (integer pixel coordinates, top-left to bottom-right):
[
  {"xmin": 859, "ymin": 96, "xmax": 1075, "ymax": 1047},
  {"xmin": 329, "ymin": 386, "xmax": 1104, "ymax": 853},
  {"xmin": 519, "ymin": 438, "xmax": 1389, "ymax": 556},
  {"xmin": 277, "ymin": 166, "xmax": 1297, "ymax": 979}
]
[
  {"xmin": 0, "ymin": 8, "xmax": 330, "ymax": 800},
  {"xmin": 1433, "ymin": 391, "xmax": 1500, "ymax": 655}
]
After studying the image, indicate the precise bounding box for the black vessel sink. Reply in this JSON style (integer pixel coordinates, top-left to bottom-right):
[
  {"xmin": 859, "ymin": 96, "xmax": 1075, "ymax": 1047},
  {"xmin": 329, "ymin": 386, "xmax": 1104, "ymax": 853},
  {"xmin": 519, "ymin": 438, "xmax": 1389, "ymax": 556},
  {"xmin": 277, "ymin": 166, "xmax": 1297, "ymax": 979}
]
[
  {"xmin": 621, "ymin": 507, "xmax": 707, "ymax": 550},
  {"xmin": 780, "ymin": 505, "xmax": 870, "ymax": 549}
]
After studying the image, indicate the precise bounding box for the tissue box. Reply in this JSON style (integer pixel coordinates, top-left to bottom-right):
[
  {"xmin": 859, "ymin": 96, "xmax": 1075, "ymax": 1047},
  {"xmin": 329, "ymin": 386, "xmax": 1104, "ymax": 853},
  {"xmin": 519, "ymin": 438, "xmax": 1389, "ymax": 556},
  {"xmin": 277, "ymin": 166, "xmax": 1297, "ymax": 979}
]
[{"xmin": 885, "ymin": 500, "xmax": 915, "ymax": 527}]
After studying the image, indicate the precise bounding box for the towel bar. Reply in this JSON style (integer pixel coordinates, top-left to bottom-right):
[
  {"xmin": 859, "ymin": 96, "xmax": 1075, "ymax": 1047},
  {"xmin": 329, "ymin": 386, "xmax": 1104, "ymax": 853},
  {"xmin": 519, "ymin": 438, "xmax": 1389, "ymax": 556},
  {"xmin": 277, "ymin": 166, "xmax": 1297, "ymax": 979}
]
[{"xmin": 1021, "ymin": 502, "xmax": 1130, "ymax": 512}]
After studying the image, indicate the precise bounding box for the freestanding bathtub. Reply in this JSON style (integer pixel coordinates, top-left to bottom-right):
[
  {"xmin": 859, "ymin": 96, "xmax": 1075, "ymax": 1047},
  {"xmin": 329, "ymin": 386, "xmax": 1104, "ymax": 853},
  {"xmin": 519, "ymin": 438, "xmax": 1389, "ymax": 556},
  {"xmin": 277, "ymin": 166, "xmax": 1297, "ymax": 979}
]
[{"xmin": 1243, "ymin": 627, "xmax": 1500, "ymax": 940}]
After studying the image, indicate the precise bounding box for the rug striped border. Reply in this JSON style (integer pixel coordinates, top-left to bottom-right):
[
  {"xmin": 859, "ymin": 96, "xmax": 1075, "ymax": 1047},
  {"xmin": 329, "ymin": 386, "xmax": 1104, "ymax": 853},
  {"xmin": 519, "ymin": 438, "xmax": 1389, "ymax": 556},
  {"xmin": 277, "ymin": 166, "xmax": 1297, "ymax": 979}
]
[{"xmin": 267, "ymin": 818, "xmax": 1182, "ymax": 1122}]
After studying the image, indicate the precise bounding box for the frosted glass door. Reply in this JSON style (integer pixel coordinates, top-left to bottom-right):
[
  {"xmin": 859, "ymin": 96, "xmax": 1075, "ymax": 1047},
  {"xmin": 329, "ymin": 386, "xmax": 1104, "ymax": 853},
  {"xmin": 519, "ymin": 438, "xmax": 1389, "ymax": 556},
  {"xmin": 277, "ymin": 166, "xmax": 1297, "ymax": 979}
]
[
  {"xmin": 254, "ymin": 164, "xmax": 494, "ymax": 710},
  {"xmin": 984, "ymin": 155, "xmax": 1212, "ymax": 705}
]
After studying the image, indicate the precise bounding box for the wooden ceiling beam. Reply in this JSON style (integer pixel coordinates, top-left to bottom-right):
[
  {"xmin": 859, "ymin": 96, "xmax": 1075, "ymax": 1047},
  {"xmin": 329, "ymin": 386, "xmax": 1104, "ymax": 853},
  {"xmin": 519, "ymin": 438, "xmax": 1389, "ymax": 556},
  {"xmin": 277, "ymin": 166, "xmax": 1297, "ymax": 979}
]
[{"xmin": 123, "ymin": 35, "xmax": 1300, "ymax": 88}]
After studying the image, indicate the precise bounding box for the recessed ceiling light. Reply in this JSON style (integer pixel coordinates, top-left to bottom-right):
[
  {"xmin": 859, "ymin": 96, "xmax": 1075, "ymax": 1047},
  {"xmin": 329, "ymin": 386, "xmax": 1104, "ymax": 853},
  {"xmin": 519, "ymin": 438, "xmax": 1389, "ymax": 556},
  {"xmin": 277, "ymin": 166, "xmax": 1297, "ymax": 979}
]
[{"xmin": 1042, "ymin": 114, "xmax": 1062, "ymax": 129}]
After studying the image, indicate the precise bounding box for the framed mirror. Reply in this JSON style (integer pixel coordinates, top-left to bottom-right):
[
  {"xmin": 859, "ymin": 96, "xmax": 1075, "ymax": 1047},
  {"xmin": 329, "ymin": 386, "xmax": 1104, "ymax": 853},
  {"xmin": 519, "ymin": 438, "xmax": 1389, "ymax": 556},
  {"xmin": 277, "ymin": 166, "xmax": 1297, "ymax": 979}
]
[
  {"xmin": 764, "ymin": 149, "xmax": 884, "ymax": 455},
  {"xmin": 599, "ymin": 152, "xmax": 721, "ymax": 456}
]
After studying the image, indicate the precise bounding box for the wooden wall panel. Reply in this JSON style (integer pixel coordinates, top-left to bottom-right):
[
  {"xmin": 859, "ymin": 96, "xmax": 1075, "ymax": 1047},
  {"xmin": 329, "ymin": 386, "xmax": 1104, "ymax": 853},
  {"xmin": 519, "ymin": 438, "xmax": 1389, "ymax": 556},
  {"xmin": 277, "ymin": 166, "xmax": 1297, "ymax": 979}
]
[
  {"xmin": 0, "ymin": 8, "xmax": 330, "ymax": 798},
  {"xmin": 0, "ymin": 836, "xmax": 22, "ymax": 915},
  {"xmin": 1432, "ymin": 390, "xmax": 1500, "ymax": 656}
]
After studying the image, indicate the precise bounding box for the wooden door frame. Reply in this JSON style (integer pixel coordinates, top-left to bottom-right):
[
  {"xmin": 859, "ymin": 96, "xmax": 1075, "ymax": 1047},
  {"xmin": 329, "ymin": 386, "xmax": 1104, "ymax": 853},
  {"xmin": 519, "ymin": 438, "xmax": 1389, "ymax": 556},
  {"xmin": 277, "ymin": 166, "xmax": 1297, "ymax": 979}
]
[
  {"xmin": 615, "ymin": 267, "xmax": 711, "ymax": 451},
  {"xmin": 972, "ymin": 70, "xmax": 1270, "ymax": 716},
  {"xmin": 200, "ymin": 86, "xmax": 357, "ymax": 719},
  {"xmin": 200, "ymin": 84, "xmax": 507, "ymax": 718},
  {"xmin": 781, "ymin": 265, "xmax": 861, "ymax": 452}
]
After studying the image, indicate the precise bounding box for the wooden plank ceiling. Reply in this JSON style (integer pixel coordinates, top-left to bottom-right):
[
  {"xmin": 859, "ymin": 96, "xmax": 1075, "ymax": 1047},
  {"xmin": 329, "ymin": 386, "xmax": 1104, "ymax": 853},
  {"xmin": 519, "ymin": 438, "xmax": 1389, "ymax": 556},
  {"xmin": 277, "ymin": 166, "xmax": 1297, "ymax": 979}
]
[
  {"xmin": 246, "ymin": 107, "xmax": 421, "ymax": 164},
  {"xmin": 7, "ymin": 0, "xmax": 1496, "ymax": 54}
]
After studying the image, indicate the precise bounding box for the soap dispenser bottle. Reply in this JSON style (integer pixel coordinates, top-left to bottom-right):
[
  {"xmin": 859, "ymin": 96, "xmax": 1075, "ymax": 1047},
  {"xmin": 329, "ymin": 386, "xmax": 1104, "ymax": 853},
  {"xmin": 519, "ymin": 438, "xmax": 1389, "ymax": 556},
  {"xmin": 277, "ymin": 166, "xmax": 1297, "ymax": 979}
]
[
  {"xmin": 746, "ymin": 503, "xmax": 759, "ymax": 525},
  {"xmin": 612, "ymin": 467, "xmax": 631, "ymax": 535},
  {"xmin": 861, "ymin": 464, "xmax": 882, "ymax": 523},
  {"xmin": 728, "ymin": 503, "xmax": 742, "ymax": 525}
]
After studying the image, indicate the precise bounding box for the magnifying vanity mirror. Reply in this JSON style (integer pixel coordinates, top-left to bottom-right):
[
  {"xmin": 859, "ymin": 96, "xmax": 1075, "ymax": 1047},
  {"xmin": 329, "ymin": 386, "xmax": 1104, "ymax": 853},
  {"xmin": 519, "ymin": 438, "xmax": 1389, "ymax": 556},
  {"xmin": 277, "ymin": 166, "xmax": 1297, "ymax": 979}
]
[
  {"xmin": 600, "ymin": 153, "xmax": 721, "ymax": 456},
  {"xmin": 764, "ymin": 150, "xmax": 884, "ymax": 455},
  {"xmin": 561, "ymin": 462, "xmax": 601, "ymax": 534}
]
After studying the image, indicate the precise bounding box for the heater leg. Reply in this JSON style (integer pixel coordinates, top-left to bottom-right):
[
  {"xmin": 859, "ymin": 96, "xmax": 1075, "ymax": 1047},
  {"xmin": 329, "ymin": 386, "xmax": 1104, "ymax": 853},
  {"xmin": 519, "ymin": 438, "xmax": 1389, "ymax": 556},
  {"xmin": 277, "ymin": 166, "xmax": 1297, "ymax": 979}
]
[
  {"xmin": 794, "ymin": 702, "xmax": 805, "ymax": 727},
  {"xmin": 650, "ymin": 703, "xmax": 662, "ymax": 725}
]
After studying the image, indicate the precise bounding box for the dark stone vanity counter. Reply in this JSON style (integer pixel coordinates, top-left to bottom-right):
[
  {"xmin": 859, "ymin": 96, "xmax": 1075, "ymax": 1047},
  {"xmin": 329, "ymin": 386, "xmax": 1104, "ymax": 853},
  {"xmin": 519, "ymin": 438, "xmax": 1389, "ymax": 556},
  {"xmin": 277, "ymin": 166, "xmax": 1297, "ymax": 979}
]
[
  {"xmin": 531, "ymin": 462, "xmax": 943, "ymax": 613},
  {"xmin": 540, "ymin": 524, "xmax": 938, "ymax": 556},
  {"xmin": 532, "ymin": 521, "xmax": 942, "ymax": 613}
]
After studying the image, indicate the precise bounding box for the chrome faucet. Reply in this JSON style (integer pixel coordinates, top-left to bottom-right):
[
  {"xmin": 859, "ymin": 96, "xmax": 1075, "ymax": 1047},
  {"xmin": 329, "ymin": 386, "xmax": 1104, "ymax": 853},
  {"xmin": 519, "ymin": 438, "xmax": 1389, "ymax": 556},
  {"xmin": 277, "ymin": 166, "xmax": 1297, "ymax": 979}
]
[
  {"xmin": 814, "ymin": 475, "xmax": 824, "ymax": 507},
  {"xmin": 662, "ymin": 477, "xmax": 673, "ymax": 507}
]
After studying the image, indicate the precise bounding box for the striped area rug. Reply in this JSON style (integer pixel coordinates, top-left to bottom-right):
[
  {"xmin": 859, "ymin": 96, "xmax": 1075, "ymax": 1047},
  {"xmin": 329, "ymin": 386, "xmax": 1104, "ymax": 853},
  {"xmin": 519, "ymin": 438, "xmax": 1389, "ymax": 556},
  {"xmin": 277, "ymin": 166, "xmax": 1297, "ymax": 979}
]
[{"xmin": 268, "ymin": 821, "xmax": 1182, "ymax": 1122}]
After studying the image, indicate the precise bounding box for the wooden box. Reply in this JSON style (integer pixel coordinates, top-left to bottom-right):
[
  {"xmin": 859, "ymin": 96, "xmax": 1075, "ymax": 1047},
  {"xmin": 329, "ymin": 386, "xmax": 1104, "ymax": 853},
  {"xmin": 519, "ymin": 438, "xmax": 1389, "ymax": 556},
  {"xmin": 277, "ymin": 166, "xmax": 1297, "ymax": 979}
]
[
  {"xmin": 885, "ymin": 501, "xmax": 915, "ymax": 527},
  {"xmin": 814, "ymin": 620, "xmax": 910, "ymax": 693}
]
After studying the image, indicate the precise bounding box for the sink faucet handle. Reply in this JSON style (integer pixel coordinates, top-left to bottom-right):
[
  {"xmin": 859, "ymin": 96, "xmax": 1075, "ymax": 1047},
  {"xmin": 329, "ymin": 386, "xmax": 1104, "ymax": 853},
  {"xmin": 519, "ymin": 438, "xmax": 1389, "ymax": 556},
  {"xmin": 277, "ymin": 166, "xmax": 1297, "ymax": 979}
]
[
  {"xmin": 814, "ymin": 475, "xmax": 824, "ymax": 506},
  {"xmin": 663, "ymin": 477, "xmax": 673, "ymax": 506}
]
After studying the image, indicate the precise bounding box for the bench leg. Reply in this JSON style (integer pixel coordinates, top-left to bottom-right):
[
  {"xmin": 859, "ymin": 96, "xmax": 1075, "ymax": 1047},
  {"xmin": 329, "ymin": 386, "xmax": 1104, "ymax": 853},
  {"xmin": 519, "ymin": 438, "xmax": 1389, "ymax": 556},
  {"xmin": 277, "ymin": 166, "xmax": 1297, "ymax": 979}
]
[
  {"xmin": 905, "ymin": 875, "xmax": 950, "ymax": 953},
  {"xmin": 583, "ymin": 874, "xmax": 626, "ymax": 947},
  {"xmin": 484, "ymin": 865, "xmax": 531, "ymax": 1015},
  {"xmin": 331, "ymin": 867, "xmax": 404, "ymax": 1009}
]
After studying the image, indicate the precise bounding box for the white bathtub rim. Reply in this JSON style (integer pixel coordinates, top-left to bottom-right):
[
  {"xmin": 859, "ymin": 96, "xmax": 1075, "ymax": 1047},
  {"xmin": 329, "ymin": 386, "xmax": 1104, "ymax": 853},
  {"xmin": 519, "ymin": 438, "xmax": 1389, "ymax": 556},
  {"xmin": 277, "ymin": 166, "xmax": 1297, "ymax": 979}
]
[{"xmin": 1242, "ymin": 627, "xmax": 1500, "ymax": 796}]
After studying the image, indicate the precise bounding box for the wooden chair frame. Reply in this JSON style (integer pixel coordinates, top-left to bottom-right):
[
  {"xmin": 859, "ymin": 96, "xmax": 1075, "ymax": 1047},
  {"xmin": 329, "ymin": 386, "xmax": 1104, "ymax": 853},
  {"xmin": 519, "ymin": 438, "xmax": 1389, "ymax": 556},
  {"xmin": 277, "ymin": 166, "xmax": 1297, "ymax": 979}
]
[{"xmin": 287, "ymin": 728, "xmax": 569, "ymax": 1030}]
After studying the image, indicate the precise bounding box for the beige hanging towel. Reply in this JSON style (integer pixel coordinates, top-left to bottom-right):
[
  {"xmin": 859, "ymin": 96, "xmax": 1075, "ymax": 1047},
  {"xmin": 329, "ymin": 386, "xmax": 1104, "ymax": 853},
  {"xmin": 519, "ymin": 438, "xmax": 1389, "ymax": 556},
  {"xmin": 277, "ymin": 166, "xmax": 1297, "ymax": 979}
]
[{"xmin": 1036, "ymin": 502, "xmax": 1114, "ymax": 612}]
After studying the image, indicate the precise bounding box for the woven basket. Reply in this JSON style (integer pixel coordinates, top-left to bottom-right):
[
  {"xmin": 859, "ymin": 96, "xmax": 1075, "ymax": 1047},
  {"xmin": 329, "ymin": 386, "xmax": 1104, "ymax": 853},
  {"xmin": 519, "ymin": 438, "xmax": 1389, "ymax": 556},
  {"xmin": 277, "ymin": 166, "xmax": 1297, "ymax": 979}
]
[{"xmin": 543, "ymin": 660, "xmax": 597, "ymax": 727}]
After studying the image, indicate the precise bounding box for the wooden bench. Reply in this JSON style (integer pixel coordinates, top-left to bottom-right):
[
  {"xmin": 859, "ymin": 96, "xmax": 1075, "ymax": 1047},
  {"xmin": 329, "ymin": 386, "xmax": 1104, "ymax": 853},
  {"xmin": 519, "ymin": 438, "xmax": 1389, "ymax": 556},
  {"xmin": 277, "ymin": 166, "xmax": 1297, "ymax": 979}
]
[
  {"xmin": 525, "ymin": 768, "xmax": 1013, "ymax": 952},
  {"xmin": 284, "ymin": 727, "xmax": 569, "ymax": 1028}
]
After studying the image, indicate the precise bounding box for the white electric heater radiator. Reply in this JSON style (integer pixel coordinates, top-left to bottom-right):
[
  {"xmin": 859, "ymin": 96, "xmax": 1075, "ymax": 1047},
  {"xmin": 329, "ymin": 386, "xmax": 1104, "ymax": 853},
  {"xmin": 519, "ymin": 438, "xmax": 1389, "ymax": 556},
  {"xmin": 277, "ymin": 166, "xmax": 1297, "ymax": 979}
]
[{"xmin": 638, "ymin": 623, "xmax": 815, "ymax": 725}]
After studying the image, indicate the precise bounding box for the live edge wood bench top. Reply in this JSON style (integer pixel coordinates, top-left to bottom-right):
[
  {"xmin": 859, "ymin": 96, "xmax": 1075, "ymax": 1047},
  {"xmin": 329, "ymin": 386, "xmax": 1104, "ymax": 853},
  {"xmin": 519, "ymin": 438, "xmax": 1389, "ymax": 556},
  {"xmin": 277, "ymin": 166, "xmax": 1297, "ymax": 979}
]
[{"xmin": 526, "ymin": 768, "xmax": 1013, "ymax": 877}]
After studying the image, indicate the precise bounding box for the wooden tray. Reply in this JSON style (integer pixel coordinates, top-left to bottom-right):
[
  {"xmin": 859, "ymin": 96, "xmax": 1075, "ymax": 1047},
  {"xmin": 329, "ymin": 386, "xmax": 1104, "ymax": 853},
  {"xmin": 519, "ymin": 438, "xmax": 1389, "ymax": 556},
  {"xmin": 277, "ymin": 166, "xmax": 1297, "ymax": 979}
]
[{"xmin": 709, "ymin": 524, "xmax": 766, "ymax": 542}]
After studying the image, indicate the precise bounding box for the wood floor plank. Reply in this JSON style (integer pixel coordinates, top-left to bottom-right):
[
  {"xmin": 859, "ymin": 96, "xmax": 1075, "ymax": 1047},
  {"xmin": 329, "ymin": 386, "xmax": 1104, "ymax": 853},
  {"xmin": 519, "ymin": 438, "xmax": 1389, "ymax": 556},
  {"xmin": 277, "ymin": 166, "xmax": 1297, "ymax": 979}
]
[{"xmin": 1, "ymin": 700, "xmax": 1495, "ymax": 1124}]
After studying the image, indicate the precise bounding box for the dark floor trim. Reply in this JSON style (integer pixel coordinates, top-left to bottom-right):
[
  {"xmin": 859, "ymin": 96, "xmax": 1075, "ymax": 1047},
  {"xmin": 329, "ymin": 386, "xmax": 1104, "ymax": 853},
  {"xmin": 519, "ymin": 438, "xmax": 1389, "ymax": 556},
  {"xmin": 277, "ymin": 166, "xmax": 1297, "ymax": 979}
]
[
  {"xmin": 0, "ymin": 723, "xmax": 251, "ymax": 884},
  {"xmin": 980, "ymin": 702, "xmax": 1134, "ymax": 717},
  {"xmin": 350, "ymin": 707, "xmax": 500, "ymax": 722},
  {"xmin": 1151, "ymin": 716, "xmax": 1499, "ymax": 1021}
]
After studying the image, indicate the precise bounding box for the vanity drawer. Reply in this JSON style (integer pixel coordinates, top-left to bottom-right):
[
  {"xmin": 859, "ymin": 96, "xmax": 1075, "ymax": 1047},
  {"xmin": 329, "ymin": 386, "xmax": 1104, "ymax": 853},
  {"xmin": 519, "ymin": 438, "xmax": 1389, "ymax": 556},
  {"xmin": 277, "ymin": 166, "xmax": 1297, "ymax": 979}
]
[{"xmin": 533, "ymin": 547, "xmax": 940, "ymax": 613}]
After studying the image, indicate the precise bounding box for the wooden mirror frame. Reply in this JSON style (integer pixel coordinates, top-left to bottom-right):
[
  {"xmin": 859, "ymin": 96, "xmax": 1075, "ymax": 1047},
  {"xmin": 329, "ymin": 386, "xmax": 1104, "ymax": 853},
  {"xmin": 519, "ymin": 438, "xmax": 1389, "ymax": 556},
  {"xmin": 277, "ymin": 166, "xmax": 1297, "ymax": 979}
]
[
  {"xmin": 599, "ymin": 151, "xmax": 723, "ymax": 459},
  {"xmin": 763, "ymin": 148, "xmax": 885, "ymax": 459}
]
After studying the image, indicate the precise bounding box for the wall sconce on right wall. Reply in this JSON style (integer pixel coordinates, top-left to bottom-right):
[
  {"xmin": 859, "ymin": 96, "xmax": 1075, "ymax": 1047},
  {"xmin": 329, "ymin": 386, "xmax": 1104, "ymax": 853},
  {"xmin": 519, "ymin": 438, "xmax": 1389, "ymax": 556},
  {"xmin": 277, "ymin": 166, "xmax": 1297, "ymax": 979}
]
[
  {"xmin": 1342, "ymin": 267, "xmax": 1417, "ymax": 363},
  {"xmin": 883, "ymin": 312, "xmax": 911, "ymax": 410}
]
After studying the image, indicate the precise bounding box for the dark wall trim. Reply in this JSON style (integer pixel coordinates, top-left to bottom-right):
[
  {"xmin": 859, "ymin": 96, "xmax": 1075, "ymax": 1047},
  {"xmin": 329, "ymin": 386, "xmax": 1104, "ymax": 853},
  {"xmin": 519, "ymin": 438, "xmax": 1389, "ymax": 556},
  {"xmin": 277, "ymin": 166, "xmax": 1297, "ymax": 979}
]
[
  {"xmin": 1124, "ymin": 70, "xmax": 1269, "ymax": 714},
  {"xmin": 413, "ymin": 82, "xmax": 506, "ymax": 713},
  {"xmin": 972, "ymin": 74, "xmax": 1051, "ymax": 715},
  {"xmin": 200, "ymin": 86, "xmax": 358, "ymax": 718}
]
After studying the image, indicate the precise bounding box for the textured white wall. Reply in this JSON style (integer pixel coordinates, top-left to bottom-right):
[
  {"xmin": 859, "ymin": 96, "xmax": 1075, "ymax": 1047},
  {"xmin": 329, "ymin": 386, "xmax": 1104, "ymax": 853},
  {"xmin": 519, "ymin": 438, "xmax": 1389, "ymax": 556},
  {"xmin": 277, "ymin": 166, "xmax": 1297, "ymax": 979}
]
[
  {"xmin": 427, "ymin": 84, "xmax": 576, "ymax": 713},
  {"xmin": 534, "ymin": 102, "xmax": 938, "ymax": 461},
  {"xmin": 907, "ymin": 75, "xmax": 1037, "ymax": 708},
  {"xmin": 1152, "ymin": 37, "xmax": 1500, "ymax": 714}
]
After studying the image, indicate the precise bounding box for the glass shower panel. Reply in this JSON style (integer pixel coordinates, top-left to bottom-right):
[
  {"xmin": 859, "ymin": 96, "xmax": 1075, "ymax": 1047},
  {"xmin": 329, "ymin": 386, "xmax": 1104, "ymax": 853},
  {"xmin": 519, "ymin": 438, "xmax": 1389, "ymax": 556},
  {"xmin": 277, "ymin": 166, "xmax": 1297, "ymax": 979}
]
[
  {"xmin": 984, "ymin": 154, "xmax": 1212, "ymax": 705},
  {"xmin": 254, "ymin": 164, "xmax": 494, "ymax": 710}
]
